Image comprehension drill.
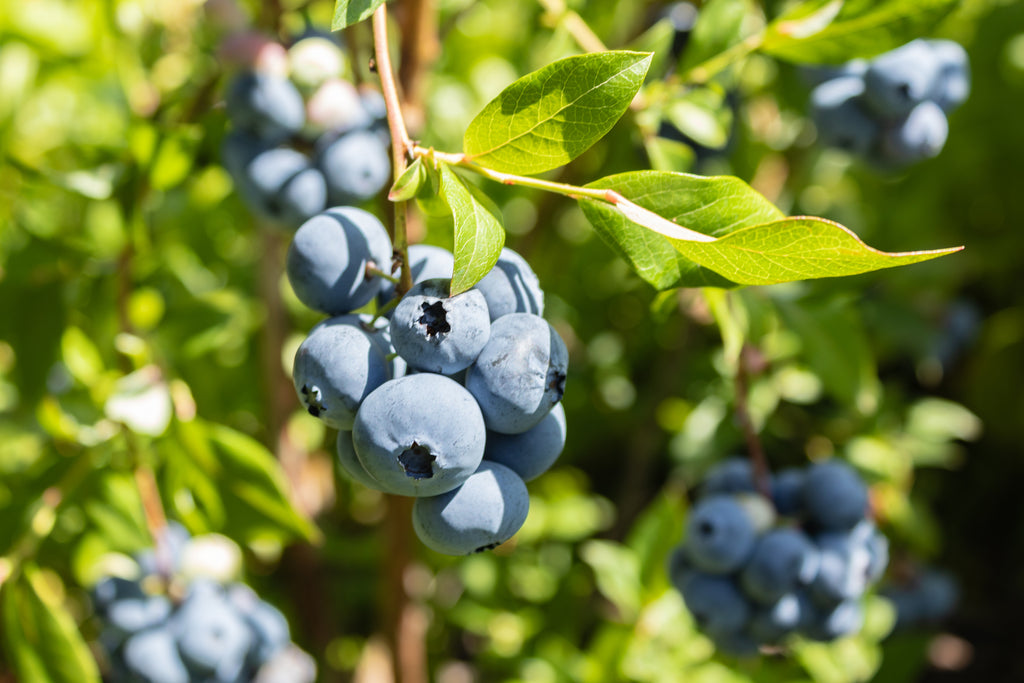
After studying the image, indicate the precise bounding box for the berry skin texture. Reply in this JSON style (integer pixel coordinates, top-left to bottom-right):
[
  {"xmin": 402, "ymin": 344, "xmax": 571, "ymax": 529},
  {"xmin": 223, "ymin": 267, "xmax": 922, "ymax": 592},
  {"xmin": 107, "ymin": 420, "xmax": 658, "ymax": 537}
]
[
  {"xmin": 292, "ymin": 317, "xmax": 391, "ymax": 429},
  {"xmin": 810, "ymin": 77, "xmax": 878, "ymax": 156},
  {"xmin": 684, "ymin": 495, "xmax": 757, "ymax": 574},
  {"xmin": 740, "ymin": 528, "xmax": 820, "ymax": 604},
  {"xmin": 336, "ymin": 430, "xmax": 386, "ymax": 491},
  {"xmin": 286, "ymin": 207, "xmax": 393, "ymax": 315},
  {"xmin": 390, "ymin": 278, "xmax": 491, "ymax": 374},
  {"xmin": 226, "ymin": 71, "xmax": 306, "ymax": 141},
  {"xmin": 465, "ymin": 313, "xmax": 568, "ymax": 434},
  {"xmin": 318, "ymin": 129, "xmax": 391, "ymax": 204},
  {"xmin": 801, "ymin": 459, "xmax": 868, "ymax": 531},
  {"xmin": 484, "ymin": 402, "xmax": 566, "ymax": 482},
  {"xmin": 862, "ymin": 39, "xmax": 941, "ymax": 118},
  {"xmin": 677, "ymin": 572, "xmax": 752, "ymax": 638},
  {"xmin": 473, "ymin": 248, "xmax": 545, "ymax": 321},
  {"xmin": 352, "ymin": 374, "xmax": 486, "ymax": 497},
  {"xmin": 412, "ymin": 461, "xmax": 530, "ymax": 555},
  {"xmin": 881, "ymin": 100, "xmax": 948, "ymax": 165},
  {"xmin": 122, "ymin": 628, "xmax": 190, "ymax": 683}
]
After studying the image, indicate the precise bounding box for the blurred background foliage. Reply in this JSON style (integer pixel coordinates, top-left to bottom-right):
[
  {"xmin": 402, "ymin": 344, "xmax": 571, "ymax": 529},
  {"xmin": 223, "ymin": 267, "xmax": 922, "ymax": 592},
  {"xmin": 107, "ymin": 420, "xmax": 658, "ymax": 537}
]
[{"xmin": 1, "ymin": 0, "xmax": 1022, "ymax": 681}]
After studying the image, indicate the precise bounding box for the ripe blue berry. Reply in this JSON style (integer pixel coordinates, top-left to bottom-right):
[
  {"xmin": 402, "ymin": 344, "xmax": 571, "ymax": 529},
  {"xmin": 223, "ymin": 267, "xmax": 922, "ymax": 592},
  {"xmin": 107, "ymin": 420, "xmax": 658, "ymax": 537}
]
[
  {"xmin": 740, "ymin": 528, "xmax": 820, "ymax": 603},
  {"xmin": 484, "ymin": 403, "xmax": 566, "ymax": 482},
  {"xmin": 802, "ymin": 459, "xmax": 868, "ymax": 531},
  {"xmin": 810, "ymin": 77, "xmax": 878, "ymax": 156},
  {"xmin": 318, "ymin": 129, "xmax": 391, "ymax": 204},
  {"xmin": 412, "ymin": 461, "xmax": 530, "ymax": 555},
  {"xmin": 473, "ymin": 248, "xmax": 545, "ymax": 321},
  {"xmin": 684, "ymin": 495, "xmax": 757, "ymax": 574},
  {"xmin": 677, "ymin": 572, "xmax": 752, "ymax": 638},
  {"xmin": 226, "ymin": 71, "xmax": 306, "ymax": 141},
  {"xmin": 863, "ymin": 39, "xmax": 940, "ymax": 118}
]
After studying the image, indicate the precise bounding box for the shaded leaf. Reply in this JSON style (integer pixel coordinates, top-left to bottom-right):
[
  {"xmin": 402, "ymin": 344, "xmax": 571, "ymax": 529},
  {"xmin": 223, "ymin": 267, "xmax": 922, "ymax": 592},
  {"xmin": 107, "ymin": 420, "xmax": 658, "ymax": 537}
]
[
  {"xmin": 464, "ymin": 51, "xmax": 652, "ymax": 175},
  {"xmin": 2, "ymin": 565, "xmax": 101, "ymax": 683},
  {"xmin": 438, "ymin": 165, "xmax": 504, "ymax": 295},
  {"xmin": 331, "ymin": 0, "xmax": 385, "ymax": 30},
  {"xmin": 762, "ymin": 0, "xmax": 960, "ymax": 64},
  {"xmin": 679, "ymin": 0, "xmax": 751, "ymax": 71},
  {"xmin": 580, "ymin": 540, "xmax": 642, "ymax": 620}
]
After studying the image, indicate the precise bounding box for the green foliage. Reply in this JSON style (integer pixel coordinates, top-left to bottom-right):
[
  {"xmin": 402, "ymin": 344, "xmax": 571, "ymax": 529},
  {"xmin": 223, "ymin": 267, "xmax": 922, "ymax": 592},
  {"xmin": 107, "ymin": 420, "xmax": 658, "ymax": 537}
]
[
  {"xmin": 438, "ymin": 164, "xmax": 506, "ymax": 294},
  {"xmin": 331, "ymin": 0, "xmax": 386, "ymax": 30}
]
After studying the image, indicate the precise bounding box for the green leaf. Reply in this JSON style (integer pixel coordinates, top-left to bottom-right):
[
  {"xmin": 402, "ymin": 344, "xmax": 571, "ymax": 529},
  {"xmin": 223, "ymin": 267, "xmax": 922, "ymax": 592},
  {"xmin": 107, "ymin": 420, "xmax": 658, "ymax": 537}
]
[
  {"xmin": 437, "ymin": 165, "xmax": 504, "ymax": 295},
  {"xmin": 762, "ymin": 0, "xmax": 960, "ymax": 64},
  {"xmin": 463, "ymin": 51, "xmax": 652, "ymax": 175},
  {"xmin": 331, "ymin": 0, "xmax": 385, "ymax": 30},
  {"xmin": 580, "ymin": 540, "xmax": 642, "ymax": 620},
  {"xmin": 2, "ymin": 565, "xmax": 101, "ymax": 683},
  {"xmin": 663, "ymin": 87, "xmax": 733, "ymax": 149},
  {"xmin": 679, "ymin": 0, "xmax": 751, "ymax": 71},
  {"xmin": 627, "ymin": 16, "xmax": 676, "ymax": 78},
  {"xmin": 388, "ymin": 157, "xmax": 428, "ymax": 202},
  {"xmin": 581, "ymin": 171, "xmax": 784, "ymax": 289},
  {"xmin": 643, "ymin": 135, "xmax": 696, "ymax": 173},
  {"xmin": 581, "ymin": 171, "xmax": 961, "ymax": 288}
]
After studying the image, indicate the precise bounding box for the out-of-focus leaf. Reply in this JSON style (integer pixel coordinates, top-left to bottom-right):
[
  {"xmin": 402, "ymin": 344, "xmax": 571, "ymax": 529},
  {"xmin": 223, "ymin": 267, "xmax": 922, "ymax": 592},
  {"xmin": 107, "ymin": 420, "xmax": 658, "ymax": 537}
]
[
  {"xmin": 2, "ymin": 564, "xmax": 101, "ymax": 683},
  {"xmin": 680, "ymin": 0, "xmax": 751, "ymax": 71},
  {"xmin": 331, "ymin": 0, "xmax": 385, "ymax": 30},
  {"xmin": 580, "ymin": 540, "xmax": 641, "ymax": 620}
]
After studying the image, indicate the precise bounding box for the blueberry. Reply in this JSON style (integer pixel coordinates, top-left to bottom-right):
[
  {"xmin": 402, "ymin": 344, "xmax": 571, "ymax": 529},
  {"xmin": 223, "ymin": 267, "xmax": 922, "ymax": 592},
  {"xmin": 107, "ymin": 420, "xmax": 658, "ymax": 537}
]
[
  {"xmin": 412, "ymin": 461, "xmax": 530, "ymax": 555},
  {"xmin": 122, "ymin": 628, "xmax": 190, "ymax": 683},
  {"xmin": 292, "ymin": 316, "xmax": 391, "ymax": 429},
  {"xmin": 173, "ymin": 581, "xmax": 253, "ymax": 680},
  {"xmin": 810, "ymin": 529, "xmax": 873, "ymax": 605},
  {"xmin": 465, "ymin": 313, "xmax": 568, "ymax": 434},
  {"xmin": 318, "ymin": 129, "xmax": 391, "ymax": 204},
  {"xmin": 336, "ymin": 430, "xmax": 386, "ymax": 491},
  {"xmin": 276, "ymin": 166, "xmax": 328, "ymax": 226},
  {"xmin": 740, "ymin": 527, "xmax": 820, "ymax": 603},
  {"xmin": 929, "ymin": 40, "xmax": 970, "ymax": 112},
  {"xmin": 305, "ymin": 79, "xmax": 372, "ymax": 134},
  {"xmin": 683, "ymin": 495, "xmax": 757, "ymax": 574},
  {"xmin": 226, "ymin": 71, "xmax": 306, "ymax": 141},
  {"xmin": 286, "ymin": 207, "xmax": 393, "ymax": 315},
  {"xmin": 106, "ymin": 594, "xmax": 172, "ymax": 636},
  {"xmin": 678, "ymin": 571, "xmax": 751, "ymax": 637},
  {"xmin": 801, "ymin": 59, "xmax": 868, "ymax": 87},
  {"xmin": 221, "ymin": 130, "xmax": 268, "ymax": 179},
  {"xmin": 473, "ymin": 248, "xmax": 545, "ymax": 322},
  {"xmin": 701, "ymin": 457, "xmax": 757, "ymax": 497},
  {"xmin": 666, "ymin": 544, "xmax": 694, "ymax": 593},
  {"xmin": 237, "ymin": 147, "xmax": 311, "ymax": 222},
  {"xmin": 802, "ymin": 459, "xmax": 868, "ymax": 531},
  {"xmin": 484, "ymin": 402, "xmax": 566, "ymax": 482},
  {"xmin": 802, "ymin": 599, "xmax": 864, "ymax": 641},
  {"xmin": 810, "ymin": 76, "xmax": 879, "ymax": 156},
  {"xmin": 771, "ymin": 467, "xmax": 805, "ymax": 517},
  {"xmin": 863, "ymin": 40, "xmax": 940, "ymax": 118},
  {"xmin": 880, "ymin": 100, "xmax": 948, "ymax": 165},
  {"xmin": 352, "ymin": 374, "xmax": 486, "ymax": 496},
  {"xmin": 749, "ymin": 593, "xmax": 803, "ymax": 644},
  {"xmin": 91, "ymin": 576, "xmax": 145, "ymax": 614},
  {"xmin": 253, "ymin": 645, "xmax": 318, "ymax": 683},
  {"xmin": 377, "ymin": 244, "xmax": 455, "ymax": 309},
  {"xmin": 390, "ymin": 278, "xmax": 491, "ymax": 374}
]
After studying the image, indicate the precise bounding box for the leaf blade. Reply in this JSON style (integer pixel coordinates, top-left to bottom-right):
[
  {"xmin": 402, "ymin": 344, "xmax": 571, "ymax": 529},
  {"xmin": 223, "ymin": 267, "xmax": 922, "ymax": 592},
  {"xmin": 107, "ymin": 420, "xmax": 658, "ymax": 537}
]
[
  {"xmin": 438, "ymin": 165, "xmax": 505, "ymax": 295},
  {"xmin": 464, "ymin": 51, "xmax": 652, "ymax": 175},
  {"xmin": 331, "ymin": 0, "xmax": 385, "ymax": 30}
]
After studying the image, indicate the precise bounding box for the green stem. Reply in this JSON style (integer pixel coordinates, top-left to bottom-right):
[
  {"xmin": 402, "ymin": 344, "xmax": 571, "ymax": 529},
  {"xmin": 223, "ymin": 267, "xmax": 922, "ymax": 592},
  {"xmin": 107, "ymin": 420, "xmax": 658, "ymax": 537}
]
[
  {"xmin": 535, "ymin": 0, "xmax": 608, "ymax": 53},
  {"xmin": 678, "ymin": 33, "xmax": 765, "ymax": 85}
]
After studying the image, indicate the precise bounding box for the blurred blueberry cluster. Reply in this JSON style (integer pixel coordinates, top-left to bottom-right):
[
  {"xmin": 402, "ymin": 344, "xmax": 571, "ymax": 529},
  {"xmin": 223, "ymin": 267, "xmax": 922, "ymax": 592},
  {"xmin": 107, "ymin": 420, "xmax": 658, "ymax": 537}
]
[
  {"xmin": 668, "ymin": 458, "xmax": 888, "ymax": 655},
  {"xmin": 810, "ymin": 39, "xmax": 969, "ymax": 167},
  {"xmin": 90, "ymin": 523, "xmax": 315, "ymax": 682},
  {"xmin": 287, "ymin": 207, "xmax": 567, "ymax": 555},
  {"xmin": 220, "ymin": 34, "xmax": 390, "ymax": 228}
]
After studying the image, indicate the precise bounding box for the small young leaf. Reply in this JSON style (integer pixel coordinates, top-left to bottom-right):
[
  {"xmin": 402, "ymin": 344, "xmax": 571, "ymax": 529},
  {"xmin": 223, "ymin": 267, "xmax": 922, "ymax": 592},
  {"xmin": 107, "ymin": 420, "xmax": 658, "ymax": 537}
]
[
  {"xmin": 463, "ymin": 51, "xmax": 652, "ymax": 175},
  {"xmin": 389, "ymin": 157, "xmax": 428, "ymax": 202},
  {"xmin": 2, "ymin": 565, "xmax": 102, "ymax": 683},
  {"xmin": 331, "ymin": 0, "xmax": 385, "ymax": 30},
  {"xmin": 438, "ymin": 165, "xmax": 504, "ymax": 295},
  {"xmin": 762, "ymin": 0, "xmax": 960, "ymax": 64}
]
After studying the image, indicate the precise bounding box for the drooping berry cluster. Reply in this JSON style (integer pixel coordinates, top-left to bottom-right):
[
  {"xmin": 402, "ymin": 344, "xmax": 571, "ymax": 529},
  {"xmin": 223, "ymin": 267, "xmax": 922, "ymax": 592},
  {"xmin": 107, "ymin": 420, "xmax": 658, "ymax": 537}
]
[
  {"xmin": 221, "ymin": 36, "xmax": 390, "ymax": 228},
  {"xmin": 91, "ymin": 524, "xmax": 315, "ymax": 683},
  {"xmin": 287, "ymin": 207, "xmax": 568, "ymax": 555},
  {"xmin": 668, "ymin": 458, "xmax": 888, "ymax": 655},
  {"xmin": 810, "ymin": 39, "xmax": 969, "ymax": 167}
]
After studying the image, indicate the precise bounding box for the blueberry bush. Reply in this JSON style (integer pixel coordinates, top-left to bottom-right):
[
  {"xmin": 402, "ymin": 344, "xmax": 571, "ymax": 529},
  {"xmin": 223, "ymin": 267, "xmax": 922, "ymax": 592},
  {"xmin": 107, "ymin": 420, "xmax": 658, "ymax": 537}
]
[{"xmin": 1, "ymin": 0, "xmax": 1022, "ymax": 682}]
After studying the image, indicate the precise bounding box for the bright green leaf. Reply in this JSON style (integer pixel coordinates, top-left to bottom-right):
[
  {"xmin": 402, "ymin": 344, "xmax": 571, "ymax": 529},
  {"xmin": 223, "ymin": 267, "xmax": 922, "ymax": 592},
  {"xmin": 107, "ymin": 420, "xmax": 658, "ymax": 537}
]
[
  {"xmin": 762, "ymin": 0, "xmax": 960, "ymax": 64},
  {"xmin": 581, "ymin": 171, "xmax": 961, "ymax": 288},
  {"xmin": 679, "ymin": 0, "xmax": 751, "ymax": 71},
  {"xmin": 663, "ymin": 87, "xmax": 733, "ymax": 149},
  {"xmin": 331, "ymin": 0, "xmax": 385, "ymax": 30},
  {"xmin": 60, "ymin": 326, "xmax": 104, "ymax": 386},
  {"xmin": 438, "ymin": 165, "xmax": 504, "ymax": 295},
  {"xmin": 2, "ymin": 565, "xmax": 102, "ymax": 683},
  {"xmin": 463, "ymin": 51, "xmax": 652, "ymax": 175},
  {"xmin": 581, "ymin": 171, "xmax": 784, "ymax": 289},
  {"xmin": 388, "ymin": 157, "xmax": 428, "ymax": 202}
]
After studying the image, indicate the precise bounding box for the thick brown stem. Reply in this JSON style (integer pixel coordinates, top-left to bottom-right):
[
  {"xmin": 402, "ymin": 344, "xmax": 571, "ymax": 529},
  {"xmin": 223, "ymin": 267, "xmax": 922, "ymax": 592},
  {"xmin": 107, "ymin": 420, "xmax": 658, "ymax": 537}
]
[
  {"xmin": 734, "ymin": 344, "xmax": 772, "ymax": 499},
  {"xmin": 396, "ymin": 0, "xmax": 439, "ymax": 117},
  {"xmin": 381, "ymin": 495, "xmax": 427, "ymax": 683}
]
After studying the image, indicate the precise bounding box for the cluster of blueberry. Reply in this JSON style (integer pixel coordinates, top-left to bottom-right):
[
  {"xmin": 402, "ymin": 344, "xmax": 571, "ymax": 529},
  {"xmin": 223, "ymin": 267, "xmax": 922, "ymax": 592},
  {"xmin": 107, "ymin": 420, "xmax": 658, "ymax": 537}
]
[
  {"xmin": 668, "ymin": 458, "xmax": 888, "ymax": 655},
  {"xmin": 287, "ymin": 207, "xmax": 567, "ymax": 555},
  {"xmin": 810, "ymin": 39, "xmax": 969, "ymax": 167},
  {"xmin": 221, "ymin": 36, "xmax": 390, "ymax": 228},
  {"xmin": 91, "ymin": 524, "xmax": 315, "ymax": 683}
]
